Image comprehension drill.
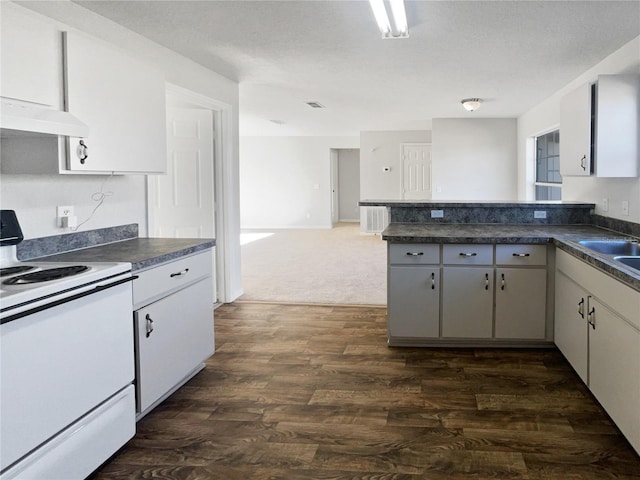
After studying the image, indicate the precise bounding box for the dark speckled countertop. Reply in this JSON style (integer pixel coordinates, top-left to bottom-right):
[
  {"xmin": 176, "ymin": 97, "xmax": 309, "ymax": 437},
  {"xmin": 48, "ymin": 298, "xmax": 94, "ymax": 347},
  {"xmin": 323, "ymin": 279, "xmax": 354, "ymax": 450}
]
[
  {"xmin": 38, "ymin": 238, "xmax": 215, "ymax": 272},
  {"xmin": 382, "ymin": 223, "xmax": 640, "ymax": 291}
]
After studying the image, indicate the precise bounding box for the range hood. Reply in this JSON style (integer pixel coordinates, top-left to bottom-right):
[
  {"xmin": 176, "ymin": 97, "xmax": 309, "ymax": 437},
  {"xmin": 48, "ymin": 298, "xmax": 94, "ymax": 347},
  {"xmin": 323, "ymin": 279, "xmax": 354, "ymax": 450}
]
[{"xmin": 1, "ymin": 97, "xmax": 89, "ymax": 138}]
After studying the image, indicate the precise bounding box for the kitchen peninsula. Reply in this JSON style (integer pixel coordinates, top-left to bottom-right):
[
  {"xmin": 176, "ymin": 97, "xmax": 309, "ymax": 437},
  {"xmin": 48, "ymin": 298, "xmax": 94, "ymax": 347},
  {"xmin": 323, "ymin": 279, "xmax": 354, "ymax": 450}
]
[{"xmin": 363, "ymin": 199, "xmax": 640, "ymax": 454}]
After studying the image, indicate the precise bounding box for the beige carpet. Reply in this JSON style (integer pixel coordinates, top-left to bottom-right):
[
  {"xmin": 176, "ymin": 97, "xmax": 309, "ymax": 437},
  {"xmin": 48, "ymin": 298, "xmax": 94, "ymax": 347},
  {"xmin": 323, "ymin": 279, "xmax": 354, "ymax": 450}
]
[{"xmin": 240, "ymin": 223, "xmax": 387, "ymax": 305}]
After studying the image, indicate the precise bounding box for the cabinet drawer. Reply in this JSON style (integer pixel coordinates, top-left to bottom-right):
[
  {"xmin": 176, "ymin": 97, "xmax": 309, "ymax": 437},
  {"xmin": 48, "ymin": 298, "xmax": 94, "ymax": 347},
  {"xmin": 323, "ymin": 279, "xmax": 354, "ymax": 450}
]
[
  {"xmin": 133, "ymin": 250, "xmax": 212, "ymax": 307},
  {"xmin": 443, "ymin": 244, "xmax": 493, "ymax": 265},
  {"xmin": 389, "ymin": 244, "xmax": 440, "ymax": 265},
  {"xmin": 496, "ymin": 244, "xmax": 547, "ymax": 266}
]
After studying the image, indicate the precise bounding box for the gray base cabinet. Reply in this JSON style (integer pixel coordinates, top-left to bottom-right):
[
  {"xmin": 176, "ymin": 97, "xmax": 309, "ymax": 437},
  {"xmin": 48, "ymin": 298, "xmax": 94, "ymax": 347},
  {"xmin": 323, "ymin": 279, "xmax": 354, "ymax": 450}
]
[
  {"xmin": 442, "ymin": 267, "xmax": 492, "ymax": 338},
  {"xmin": 387, "ymin": 242, "xmax": 549, "ymax": 346},
  {"xmin": 388, "ymin": 266, "xmax": 439, "ymax": 338},
  {"xmin": 495, "ymin": 268, "xmax": 547, "ymax": 339}
]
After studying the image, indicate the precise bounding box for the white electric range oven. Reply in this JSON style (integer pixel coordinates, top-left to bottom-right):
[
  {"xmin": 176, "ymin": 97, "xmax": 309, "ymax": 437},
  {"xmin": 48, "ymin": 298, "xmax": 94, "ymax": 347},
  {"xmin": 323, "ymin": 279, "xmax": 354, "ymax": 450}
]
[{"xmin": 0, "ymin": 210, "xmax": 136, "ymax": 480}]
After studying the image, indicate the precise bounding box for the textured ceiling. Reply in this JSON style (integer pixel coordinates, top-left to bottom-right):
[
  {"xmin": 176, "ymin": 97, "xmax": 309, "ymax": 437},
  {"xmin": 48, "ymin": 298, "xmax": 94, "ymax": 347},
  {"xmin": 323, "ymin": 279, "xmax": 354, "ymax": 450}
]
[{"xmin": 68, "ymin": 1, "xmax": 640, "ymax": 135}]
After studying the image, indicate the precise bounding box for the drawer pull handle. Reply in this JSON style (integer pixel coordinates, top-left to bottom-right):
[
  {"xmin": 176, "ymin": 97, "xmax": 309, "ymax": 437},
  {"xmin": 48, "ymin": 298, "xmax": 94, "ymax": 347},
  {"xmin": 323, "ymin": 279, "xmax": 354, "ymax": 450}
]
[
  {"xmin": 170, "ymin": 268, "xmax": 190, "ymax": 278},
  {"xmin": 485, "ymin": 273, "xmax": 489, "ymax": 290},
  {"xmin": 406, "ymin": 252, "xmax": 424, "ymax": 256},
  {"xmin": 145, "ymin": 313, "xmax": 154, "ymax": 338},
  {"xmin": 580, "ymin": 154, "xmax": 587, "ymax": 171},
  {"xmin": 512, "ymin": 253, "xmax": 530, "ymax": 257},
  {"xmin": 501, "ymin": 273, "xmax": 505, "ymax": 290},
  {"xmin": 431, "ymin": 272, "xmax": 435, "ymax": 290},
  {"xmin": 459, "ymin": 252, "xmax": 477, "ymax": 257},
  {"xmin": 578, "ymin": 298, "xmax": 585, "ymax": 318}
]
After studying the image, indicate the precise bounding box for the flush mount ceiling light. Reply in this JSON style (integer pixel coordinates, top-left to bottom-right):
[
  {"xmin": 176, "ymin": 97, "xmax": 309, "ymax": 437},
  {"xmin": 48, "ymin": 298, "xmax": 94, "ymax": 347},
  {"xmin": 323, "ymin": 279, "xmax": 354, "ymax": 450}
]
[
  {"xmin": 369, "ymin": 0, "xmax": 409, "ymax": 39},
  {"xmin": 461, "ymin": 98, "xmax": 483, "ymax": 112}
]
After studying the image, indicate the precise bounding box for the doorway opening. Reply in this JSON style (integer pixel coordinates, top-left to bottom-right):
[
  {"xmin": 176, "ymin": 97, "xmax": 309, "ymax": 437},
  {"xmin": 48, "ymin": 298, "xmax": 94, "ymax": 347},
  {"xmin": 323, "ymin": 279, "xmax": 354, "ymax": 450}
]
[
  {"xmin": 147, "ymin": 84, "xmax": 234, "ymax": 304},
  {"xmin": 330, "ymin": 148, "xmax": 360, "ymax": 225}
]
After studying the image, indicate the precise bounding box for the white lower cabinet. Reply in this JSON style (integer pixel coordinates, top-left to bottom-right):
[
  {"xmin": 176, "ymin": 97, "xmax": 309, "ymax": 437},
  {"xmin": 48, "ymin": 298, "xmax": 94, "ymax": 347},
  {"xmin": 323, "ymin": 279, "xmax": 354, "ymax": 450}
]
[
  {"xmin": 589, "ymin": 297, "xmax": 640, "ymax": 453},
  {"xmin": 133, "ymin": 250, "xmax": 214, "ymax": 417},
  {"xmin": 554, "ymin": 271, "xmax": 589, "ymax": 383},
  {"xmin": 442, "ymin": 267, "xmax": 493, "ymax": 338},
  {"xmin": 555, "ymin": 249, "xmax": 640, "ymax": 454}
]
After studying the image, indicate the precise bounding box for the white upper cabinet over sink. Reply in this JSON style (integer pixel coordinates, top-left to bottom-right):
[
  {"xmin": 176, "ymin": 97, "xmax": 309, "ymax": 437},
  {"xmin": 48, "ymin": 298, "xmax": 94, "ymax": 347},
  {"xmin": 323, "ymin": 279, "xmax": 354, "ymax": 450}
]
[
  {"xmin": 560, "ymin": 74, "xmax": 640, "ymax": 178},
  {"xmin": 64, "ymin": 31, "xmax": 167, "ymax": 174}
]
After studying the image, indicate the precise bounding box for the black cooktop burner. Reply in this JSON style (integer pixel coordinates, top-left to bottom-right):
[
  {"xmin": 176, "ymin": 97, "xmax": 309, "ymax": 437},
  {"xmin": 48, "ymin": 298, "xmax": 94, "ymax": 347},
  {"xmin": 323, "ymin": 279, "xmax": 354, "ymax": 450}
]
[
  {"xmin": 0, "ymin": 266, "xmax": 36, "ymax": 277},
  {"xmin": 3, "ymin": 266, "xmax": 90, "ymax": 285}
]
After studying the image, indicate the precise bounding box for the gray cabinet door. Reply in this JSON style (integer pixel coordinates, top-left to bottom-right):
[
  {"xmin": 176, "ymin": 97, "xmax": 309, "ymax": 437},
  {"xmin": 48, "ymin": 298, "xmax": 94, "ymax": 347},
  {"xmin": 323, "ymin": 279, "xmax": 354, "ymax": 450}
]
[
  {"xmin": 495, "ymin": 268, "xmax": 547, "ymax": 339},
  {"xmin": 388, "ymin": 266, "xmax": 439, "ymax": 338},
  {"xmin": 442, "ymin": 267, "xmax": 492, "ymax": 338}
]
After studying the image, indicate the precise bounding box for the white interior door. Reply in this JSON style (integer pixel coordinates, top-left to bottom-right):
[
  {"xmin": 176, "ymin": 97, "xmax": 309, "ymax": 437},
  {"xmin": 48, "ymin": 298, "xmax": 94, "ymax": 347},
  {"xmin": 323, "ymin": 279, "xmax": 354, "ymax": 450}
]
[
  {"xmin": 150, "ymin": 106, "xmax": 217, "ymax": 302},
  {"xmin": 401, "ymin": 143, "xmax": 432, "ymax": 200},
  {"xmin": 153, "ymin": 107, "xmax": 215, "ymax": 238}
]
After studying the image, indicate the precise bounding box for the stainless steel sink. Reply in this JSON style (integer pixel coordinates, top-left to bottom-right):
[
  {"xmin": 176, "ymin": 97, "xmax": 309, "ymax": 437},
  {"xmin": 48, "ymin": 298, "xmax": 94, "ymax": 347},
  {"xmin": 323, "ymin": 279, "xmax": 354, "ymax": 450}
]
[
  {"xmin": 614, "ymin": 256, "xmax": 640, "ymax": 271},
  {"xmin": 578, "ymin": 240, "xmax": 640, "ymax": 256}
]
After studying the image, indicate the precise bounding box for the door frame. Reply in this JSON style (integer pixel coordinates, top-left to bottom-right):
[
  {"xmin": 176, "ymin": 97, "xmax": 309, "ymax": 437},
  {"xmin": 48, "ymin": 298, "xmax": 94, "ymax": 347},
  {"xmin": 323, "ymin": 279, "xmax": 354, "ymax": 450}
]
[
  {"xmin": 400, "ymin": 142, "xmax": 432, "ymax": 200},
  {"xmin": 147, "ymin": 83, "xmax": 234, "ymax": 303}
]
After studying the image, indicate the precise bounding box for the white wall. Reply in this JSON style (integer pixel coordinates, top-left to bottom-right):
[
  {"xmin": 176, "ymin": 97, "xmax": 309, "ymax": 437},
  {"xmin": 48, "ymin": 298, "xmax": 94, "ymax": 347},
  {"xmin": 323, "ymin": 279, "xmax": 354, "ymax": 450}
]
[
  {"xmin": 0, "ymin": 2, "xmax": 244, "ymax": 299},
  {"xmin": 431, "ymin": 118, "xmax": 517, "ymax": 200},
  {"xmin": 240, "ymin": 136, "xmax": 359, "ymax": 228},
  {"xmin": 518, "ymin": 36, "xmax": 640, "ymax": 222},
  {"xmin": 360, "ymin": 130, "xmax": 432, "ymax": 200}
]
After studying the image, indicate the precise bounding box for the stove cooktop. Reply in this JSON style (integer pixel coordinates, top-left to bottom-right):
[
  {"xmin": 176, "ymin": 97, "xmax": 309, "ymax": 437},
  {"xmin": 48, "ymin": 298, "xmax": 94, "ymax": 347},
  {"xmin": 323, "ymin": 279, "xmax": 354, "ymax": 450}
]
[{"xmin": 0, "ymin": 261, "xmax": 133, "ymax": 315}]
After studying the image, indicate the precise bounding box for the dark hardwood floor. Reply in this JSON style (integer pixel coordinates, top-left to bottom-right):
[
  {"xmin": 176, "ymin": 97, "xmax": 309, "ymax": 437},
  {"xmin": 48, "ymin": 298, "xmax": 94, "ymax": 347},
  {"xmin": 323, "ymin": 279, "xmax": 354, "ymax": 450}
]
[{"xmin": 91, "ymin": 302, "xmax": 640, "ymax": 479}]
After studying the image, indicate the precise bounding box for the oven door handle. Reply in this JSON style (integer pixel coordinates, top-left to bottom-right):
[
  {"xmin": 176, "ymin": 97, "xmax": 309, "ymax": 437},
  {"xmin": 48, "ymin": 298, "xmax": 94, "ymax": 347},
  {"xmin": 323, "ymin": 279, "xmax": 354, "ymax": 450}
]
[{"xmin": 1, "ymin": 275, "xmax": 138, "ymax": 325}]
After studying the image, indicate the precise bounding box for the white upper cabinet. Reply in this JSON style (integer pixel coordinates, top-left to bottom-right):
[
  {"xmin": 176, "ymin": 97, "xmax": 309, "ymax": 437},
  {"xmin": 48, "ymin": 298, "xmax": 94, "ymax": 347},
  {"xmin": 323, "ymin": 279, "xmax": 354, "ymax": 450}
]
[
  {"xmin": 64, "ymin": 31, "xmax": 167, "ymax": 174},
  {"xmin": 595, "ymin": 74, "xmax": 640, "ymax": 177},
  {"xmin": 560, "ymin": 82, "xmax": 592, "ymax": 176},
  {"xmin": 0, "ymin": 3, "xmax": 62, "ymax": 107},
  {"xmin": 560, "ymin": 74, "xmax": 640, "ymax": 178}
]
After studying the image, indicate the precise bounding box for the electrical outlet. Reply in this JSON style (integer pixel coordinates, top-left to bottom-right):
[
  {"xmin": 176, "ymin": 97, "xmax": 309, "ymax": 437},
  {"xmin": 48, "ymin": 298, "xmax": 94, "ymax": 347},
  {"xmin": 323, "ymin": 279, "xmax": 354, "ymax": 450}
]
[
  {"xmin": 534, "ymin": 210, "xmax": 547, "ymax": 219},
  {"xmin": 622, "ymin": 200, "xmax": 629, "ymax": 216},
  {"xmin": 431, "ymin": 210, "xmax": 444, "ymax": 218},
  {"xmin": 602, "ymin": 198, "xmax": 609, "ymax": 212},
  {"xmin": 57, "ymin": 205, "xmax": 75, "ymax": 227}
]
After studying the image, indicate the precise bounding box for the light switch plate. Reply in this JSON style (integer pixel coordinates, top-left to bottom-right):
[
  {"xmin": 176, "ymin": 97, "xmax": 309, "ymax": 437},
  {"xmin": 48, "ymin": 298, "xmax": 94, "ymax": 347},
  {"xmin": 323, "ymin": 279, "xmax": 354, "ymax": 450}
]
[
  {"xmin": 534, "ymin": 210, "xmax": 547, "ymax": 219},
  {"xmin": 431, "ymin": 210, "xmax": 444, "ymax": 218},
  {"xmin": 622, "ymin": 200, "xmax": 629, "ymax": 216}
]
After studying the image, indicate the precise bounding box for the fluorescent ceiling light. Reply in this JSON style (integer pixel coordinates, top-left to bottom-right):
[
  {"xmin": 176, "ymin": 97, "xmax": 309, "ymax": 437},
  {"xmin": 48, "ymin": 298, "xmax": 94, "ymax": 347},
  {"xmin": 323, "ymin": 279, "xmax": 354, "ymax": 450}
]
[
  {"xmin": 389, "ymin": 0, "xmax": 408, "ymax": 36},
  {"xmin": 369, "ymin": 0, "xmax": 409, "ymax": 39}
]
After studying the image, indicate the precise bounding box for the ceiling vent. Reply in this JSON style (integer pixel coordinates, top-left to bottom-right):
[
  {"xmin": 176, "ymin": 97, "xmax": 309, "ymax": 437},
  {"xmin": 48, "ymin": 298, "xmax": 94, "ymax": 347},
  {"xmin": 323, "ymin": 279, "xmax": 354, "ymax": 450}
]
[{"xmin": 306, "ymin": 101, "xmax": 325, "ymax": 109}]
